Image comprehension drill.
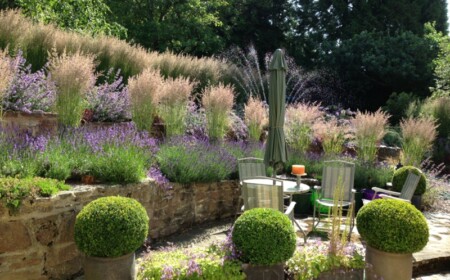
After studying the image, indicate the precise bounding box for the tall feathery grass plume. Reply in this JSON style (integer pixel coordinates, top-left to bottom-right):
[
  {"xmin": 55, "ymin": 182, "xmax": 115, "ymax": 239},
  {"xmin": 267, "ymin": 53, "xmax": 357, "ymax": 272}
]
[
  {"xmin": 49, "ymin": 50, "xmax": 96, "ymax": 128},
  {"xmin": 158, "ymin": 76, "xmax": 195, "ymax": 137},
  {"xmin": 400, "ymin": 117, "xmax": 438, "ymax": 166},
  {"xmin": 0, "ymin": 49, "xmax": 13, "ymax": 117},
  {"xmin": 285, "ymin": 103, "xmax": 323, "ymax": 152},
  {"xmin": 420, "ymin": 96, "xmax": 450, "ymax": 138},
  {"xmin": 352, "ymin": 109, "xmax": 390, "ymax": 163},
  {"xmin": 202, "ymin": 83, "xmax": 235, "ymax": 141},
  {"xmin": 244, "ymin": 97, "xmax": 267, "ymax": 142},
  {"xmin": 128, "ymin": 68, "xmax": 163, "ymax": 132},
  {"xmin": 313, "ymin": 118, "xmax": 351, "ymax": 156}
]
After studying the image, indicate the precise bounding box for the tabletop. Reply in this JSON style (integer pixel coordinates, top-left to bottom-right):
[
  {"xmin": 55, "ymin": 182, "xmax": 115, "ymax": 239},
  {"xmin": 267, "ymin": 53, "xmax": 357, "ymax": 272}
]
[{"xmin": 243, "ymin": 178, "xmax": 310, "ymax": 194}]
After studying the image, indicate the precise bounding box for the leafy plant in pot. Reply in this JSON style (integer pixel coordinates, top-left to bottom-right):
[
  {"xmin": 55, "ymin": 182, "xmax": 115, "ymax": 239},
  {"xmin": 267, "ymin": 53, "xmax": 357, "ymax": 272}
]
[
  {"xmin": 356, "ymin": 199, "xmax": 429, "ymax": 280},
  {"xmin": 74, "ymin": 196, "xmax": 149, "ymax": 280},
  {"xmin": 232, "ymin": 208, "xmax": 296, "ymax": 280}
]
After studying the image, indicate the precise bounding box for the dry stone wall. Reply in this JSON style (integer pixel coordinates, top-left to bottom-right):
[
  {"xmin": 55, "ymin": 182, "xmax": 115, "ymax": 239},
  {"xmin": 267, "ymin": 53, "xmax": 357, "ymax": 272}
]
[{"xmin": 0, "ymin": 179, "xmax": 240, "ymax": 280}]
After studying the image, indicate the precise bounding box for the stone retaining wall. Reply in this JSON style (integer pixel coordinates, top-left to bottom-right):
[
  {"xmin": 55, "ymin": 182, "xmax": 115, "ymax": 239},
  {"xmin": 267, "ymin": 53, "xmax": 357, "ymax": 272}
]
[{"xmin": 0, "ymin": 179, "xmax": 240, "ymax": 280}]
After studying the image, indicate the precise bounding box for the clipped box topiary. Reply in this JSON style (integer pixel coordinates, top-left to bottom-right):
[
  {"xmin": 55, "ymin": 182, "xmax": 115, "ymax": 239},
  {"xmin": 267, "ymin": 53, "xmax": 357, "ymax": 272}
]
[
  {"xmin": 75, "ymin": 196, "xmax": 149, "ymax": 280},
  {"xmin": 357, "ymin": 199, "xmax": 429, "ymax": 280},
  {"xmin": 392, "ymin": 166, "xmax": 426, "ymax": 195},
  {"xmin": 232, "ymin": 208, "xmax": 296, "ymax": 280}
]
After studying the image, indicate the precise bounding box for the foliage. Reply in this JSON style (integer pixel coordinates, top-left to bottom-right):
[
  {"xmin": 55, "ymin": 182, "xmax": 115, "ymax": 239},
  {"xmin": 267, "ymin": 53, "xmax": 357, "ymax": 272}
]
[
  {"xmin": 427, "ymin": 23, "xmax": 450, "ymax": 98},
  {"xmin": 420, "ymin": 96, "xmax": 450, "ymax": 138},
  {"xmin": 49, "ymin": 50, "xmax": 96, "ymax": 128},
  {"xmin": 356, "ymin": 199, "xmax": 429, "ymax": 254},
  {"xmin": 158, "ymin": 77, "xmax": 195, "ymax": 137},
  {"xmin": 156, "ymin": 137, "xmax": 238, "ymax": 184},
  {"xmin": 285, "ymin": 103, "xmax": 323, "ymax": 153},
  {"xmin": 137, "ymin": 245, "xmax": 245, "ymax": 280},
  {"xmin": 392, "ymin": 166, "xmax": 427, "ymax": 196},
  {"xmin": 0, "ymin": 177, "xmax": 69, "ymax": 209},
  {"xmin": 400, "ymin": 117, "xmax": 438, "ymax": 166},
  {"xmin": 128, "ymin": 69, "xmax": 162, "ymax": 132},
  {"xmin": 74, "ymin": 196, "xmax": 149, "ymax": 257},
  {"xmin": 244, "ymin": 97, "xmax": 267, "ymax": 142},
  {"xmin": 227, "ymin": 111, "xmax": 248, "ymax": 142},
  {"xmin": 0, "ymin": 48, "xmax": 13, "ymax": 113},
  {"xmin": 285, "ymin": 151, "xmax": 324, "ymax": 179},
  {"xmin": 86, "ymin": 69, "xmax": 130, "ymax": 122},
  {"xmin": 17, "ymin": 0, "xmax": 126, "ymax": 38},
  {"xmin": 352, "ymin": 109, "xmax": 390, "ymax": 163},
  {"xmin": 353, "ymin": 161, "xmax": 394, "ymax": 190},
  {"xmin": 232, "ymin": 208, "xmax": 296, "ymax": 265},
  {"xmin": 313, "ymin": 118, "xmax": 350, "ymax": 156},
  {"xmin": 382, "ymin": 128, "xmax": 402, "ymax": 148},
  {"xmin": 383, "ymin": 92, "xmax": 419, "ymax": 125},
  {"xmin": 286, "ymin": 241, "xmax": 364, "ymax": 280},
  {"xmin": 202, "ymin": 84, "xmax": 234, "ymax": 141}
]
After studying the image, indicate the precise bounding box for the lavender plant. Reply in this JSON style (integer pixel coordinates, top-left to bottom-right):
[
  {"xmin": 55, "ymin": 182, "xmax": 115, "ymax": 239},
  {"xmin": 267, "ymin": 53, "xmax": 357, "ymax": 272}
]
[
  {"xmin": 3, "ymin": 52, "xmax": 56, "ymax": 113},
  {"xmin": 157, "ymin": 136, "xmax": 238, "ymax": 184},
  {"xmin": 86, "ymin": 69, "xmax": 130, "ymax": 122}
]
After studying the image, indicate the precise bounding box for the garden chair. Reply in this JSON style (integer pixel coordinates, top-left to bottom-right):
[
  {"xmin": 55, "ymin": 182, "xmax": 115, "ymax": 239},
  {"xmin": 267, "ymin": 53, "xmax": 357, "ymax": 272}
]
[
  {"xmin": 312, "ymin": 160, "xmax": 356, "ymax": 237},
  {"xmin": 238, "ymin": 157, "xmax": 267, "ymax": 185},
  {"xmin": 242, "ymin": 177, "xmax": 304, "ymax": 241},
  {"xmin": 363, "ymin": 171, "xmax": 420, "ymax": 204}
]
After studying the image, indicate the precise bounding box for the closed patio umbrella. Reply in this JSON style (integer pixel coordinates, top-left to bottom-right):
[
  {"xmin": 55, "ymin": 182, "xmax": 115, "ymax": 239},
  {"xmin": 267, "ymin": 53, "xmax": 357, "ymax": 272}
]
[{"xmin": 264, "ymin": 49, "xmax": 288, "ymax": 175}]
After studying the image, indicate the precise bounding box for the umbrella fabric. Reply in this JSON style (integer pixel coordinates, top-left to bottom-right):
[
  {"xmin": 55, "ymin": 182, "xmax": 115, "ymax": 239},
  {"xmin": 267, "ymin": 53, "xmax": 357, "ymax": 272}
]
[{"xmin": 264, "ymin": 49, "xmax": 288, "ymax": 167}]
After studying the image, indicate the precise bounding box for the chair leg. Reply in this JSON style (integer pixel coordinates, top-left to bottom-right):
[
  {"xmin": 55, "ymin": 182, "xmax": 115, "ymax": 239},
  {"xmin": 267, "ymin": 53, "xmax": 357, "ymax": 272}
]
[{"xmin": 312, "ymin": 199, "xmax": 317, "ymax": 230}]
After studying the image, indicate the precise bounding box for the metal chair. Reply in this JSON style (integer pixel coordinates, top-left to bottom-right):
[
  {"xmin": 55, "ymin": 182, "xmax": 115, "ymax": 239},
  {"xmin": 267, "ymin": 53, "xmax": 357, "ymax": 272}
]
[
  {"xmin": 312, "ymin": 160, "xmax": 356, "ymax": 236},
  {"xmin": 238, "ymin": 157, "xmax": 267, "ymax": 185},
  {"xmin": 364, "ymin": 171, "xmax": 421, "ymax": 204}
]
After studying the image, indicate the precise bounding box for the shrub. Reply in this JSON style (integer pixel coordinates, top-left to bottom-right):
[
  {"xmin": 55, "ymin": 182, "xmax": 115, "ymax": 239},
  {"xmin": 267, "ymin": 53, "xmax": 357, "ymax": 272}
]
[
  {"xmin": 157, "ymin": 137, "xmax": 237, "ymax": 184},
  {"xmin": 353, "ymin": 160, "xmax": 394, "ymax": 190},
  {"xmin": 285, "ymin": 103, "xmax": 323, "ymax": 152},
  {"xmin": 74, "ymin": 196, "xmax": 149, "ymax": 258},
  {"xmin": 157, "ymin": 76, "xmax": 194, "ymax": 137},
  {"xmin": 86, "ymin": 69, "xmax": 130, "ymax": 122},
  {"xmin": 137, "ymin": 245, "xmax": 244, "ymax": 280},
  {"xmin": 352, "ymin": 109, "xmax": 390, "ymax": 163},
  {"xmin": 128, "ymin": 68, "xmax": 162, "ymax": 132},
  {"xmin": 202, "ymin": 83, "xmax": 234, "ymax": 141},
  {"xmin": 244, "ymin": 97, "xmax": 267, "ymax": 142},
  {"xmin": 420, "ymin": 96, "xmax": 450, "ymax": 138},
  {"xmin": 0, "ymin": 177, "xmax": 70, "ymax": 209},
  {"xmin": 356, "ymin": 199, "xmax": 428, "ymax": 253},
  {"xmin": 313, "ymin": 118, "xmax": 350, "ymax": 156},
  {"xmin": 382, "ymin": 128, "xmax": 402, "ymax": 147},
  {"xmin": 232, "ymin": 208, "xmax": 296, "ymax": 265},
  {"xmin": 400, "ymin": 117, "xmax": 438, "ymax": 166},
  {"xmin": 383, "ymin": 92, "xmax": 419, "ymax": 125},
  {"xmin": 392, "ymin": 166, "xmax": 427, "ymax": 195},
  {"xmin": 49, "ymin": 50, "xmax": 96, "ymax": 127},
  {"xmin": 227, "ymin": 111, "xmax": 248, "ymax": 141}
]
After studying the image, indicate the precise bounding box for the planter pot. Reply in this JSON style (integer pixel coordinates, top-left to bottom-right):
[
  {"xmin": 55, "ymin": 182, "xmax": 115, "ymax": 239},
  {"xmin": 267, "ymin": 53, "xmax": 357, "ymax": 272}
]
[
  {"xmin": 84, "ymin": 252, "xmax": 136, "ymax": 280},
  {"xmin": 365, "ymin": 245, "xmax": 412, "ymax": 280},
  {"xmin": 315, "ymin": 268, "xmax": 363, "ymax": 280},
  {"xmin": 81, "ymin": 175, "xmax": 95, "ymax": 184},
  {"xmin": 354, "ymin": 190, "xmax": 363, "ymax": 214},
  {"xmin": 411, "ymin": 194, "xmax": 422, "ymax": 210},
  {"xmin": 293, "ymin": 191, "xmax": 313, "ymax": 215},
  {"xmin": 242, "ymin": 262, "xmax": 284, "ymax": 280}
]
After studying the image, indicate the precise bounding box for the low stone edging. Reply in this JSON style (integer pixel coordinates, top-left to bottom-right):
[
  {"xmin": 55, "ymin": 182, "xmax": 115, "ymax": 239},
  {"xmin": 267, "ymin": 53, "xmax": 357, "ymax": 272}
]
[{"xmin": 0, "ymin": 179, "xmax": 240, "ymax": 280}]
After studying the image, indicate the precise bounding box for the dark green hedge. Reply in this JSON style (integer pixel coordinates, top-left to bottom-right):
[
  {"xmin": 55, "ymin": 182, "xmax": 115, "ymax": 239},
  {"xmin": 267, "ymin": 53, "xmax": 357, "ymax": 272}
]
[
  {"xmin": 356, "ymin": 199, "xmax": 428, "ymax": 253},
  {"xmin": 232, "ymin": 208, "xmax": 296, "ymax": 265},
  {"xmin": 74, "ymin": 196, "xmax": 149, "ymax": 258}
]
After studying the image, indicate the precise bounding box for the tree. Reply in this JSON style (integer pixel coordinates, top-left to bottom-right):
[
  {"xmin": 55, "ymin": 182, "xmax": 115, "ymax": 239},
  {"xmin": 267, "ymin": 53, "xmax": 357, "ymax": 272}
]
[
  {"xmin": 105, "ymin": 0, "xmax": 228, "ymax": 56},
  {"xmin": 16, "ymin": 0, "xmax": 126, "ymax": 38}
]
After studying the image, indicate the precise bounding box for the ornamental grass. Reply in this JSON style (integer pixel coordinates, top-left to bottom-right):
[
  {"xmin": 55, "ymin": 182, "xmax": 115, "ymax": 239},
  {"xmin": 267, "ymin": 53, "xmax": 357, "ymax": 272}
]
[
  {"xmin": 352, "ymin": 109, "xmax": 390, "ymax": 163},
  {"xmin": 400, "ymin": 117, "xmax": 438, "ymax": 166},
  {"xmin": 49, "ymin": 50, "xmax": 96, "ymax": 127},
  {"xmin": 0, "ymin": 49, "xmax": 13, "ymax": 116},
  {"xmin": 244, "ymin": 97, "xmax": 267, "ymax": 142},
  {"xmin": 313, "ymin": 118, "xmax": 350, "ymax": 156},
  {"xmin": 285, "ymin": 103, "xmax": 323, "ymax": 152},
  {"xmin": 158, "ymin": 77, "xmax": 195, "ymax": 137},
  {"xmin": 128, "ymin": 69, "xmax": 163, "ymax": 132},
  {"xmin": 202, "ymin": 83, "xmax": 234, "ymax": 141}
]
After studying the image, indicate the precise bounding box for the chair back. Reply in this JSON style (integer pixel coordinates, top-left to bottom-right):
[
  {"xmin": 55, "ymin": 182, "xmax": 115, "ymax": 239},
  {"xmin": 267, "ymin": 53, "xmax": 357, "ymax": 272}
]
[
  {"xmin": 399, "ymin": 172, "xmax": 421, "ymax": 201},
  {"xmin": 242, "ymin": 177, "xmax": 284, "ymax": 212},
  {"xmin": 238, "ymin": 157, "xmax": 266, "ymax": 184},
  {"xmin": 321, "ymin": 160, "xmax": 355, "ymax": 201}
]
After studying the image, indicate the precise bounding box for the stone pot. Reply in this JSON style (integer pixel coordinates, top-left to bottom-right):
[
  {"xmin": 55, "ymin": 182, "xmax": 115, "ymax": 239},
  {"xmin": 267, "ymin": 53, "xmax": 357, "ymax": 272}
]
[
  {"xmin": 292, "ymin": 191, "xmax": 312, "ymax": 216},
  {"xmin": 84, "ymin": 252, "xmax": 136, "ymax": 280},
  {"xmin": 365, "ymin": 245, "xmax": 412, "ymax": 280},
  {"xmin": 411, "ymin": 194, "xmax": 422, "ymax": 210},
  {"xmin": 242, "ymin": 262, "xmax": 284, "ymax": 280}
]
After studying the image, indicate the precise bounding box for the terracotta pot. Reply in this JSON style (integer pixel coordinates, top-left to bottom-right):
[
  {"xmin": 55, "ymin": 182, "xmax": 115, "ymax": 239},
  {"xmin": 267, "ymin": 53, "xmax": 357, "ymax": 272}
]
[
  {"xmin": 81, "ymin": 175, "xmax": 95, "ymax": 184},
  {"xmin": 365, "ymin": 245, "xmax": 412, "ymax": 280},
  {"xmin": 242, "ymin": 262, "xmax": 284, "ymax": 280},
  {"xmin": 84, "ymin": 252, "xmax": 136, "ymax": 280}
]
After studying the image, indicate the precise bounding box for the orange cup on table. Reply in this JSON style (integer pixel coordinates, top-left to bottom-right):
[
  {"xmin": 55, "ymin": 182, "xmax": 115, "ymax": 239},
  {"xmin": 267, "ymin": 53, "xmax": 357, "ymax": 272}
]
[{"xmin": 292, "ymin": 164, "xmax": 305, "ymax": 175}]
